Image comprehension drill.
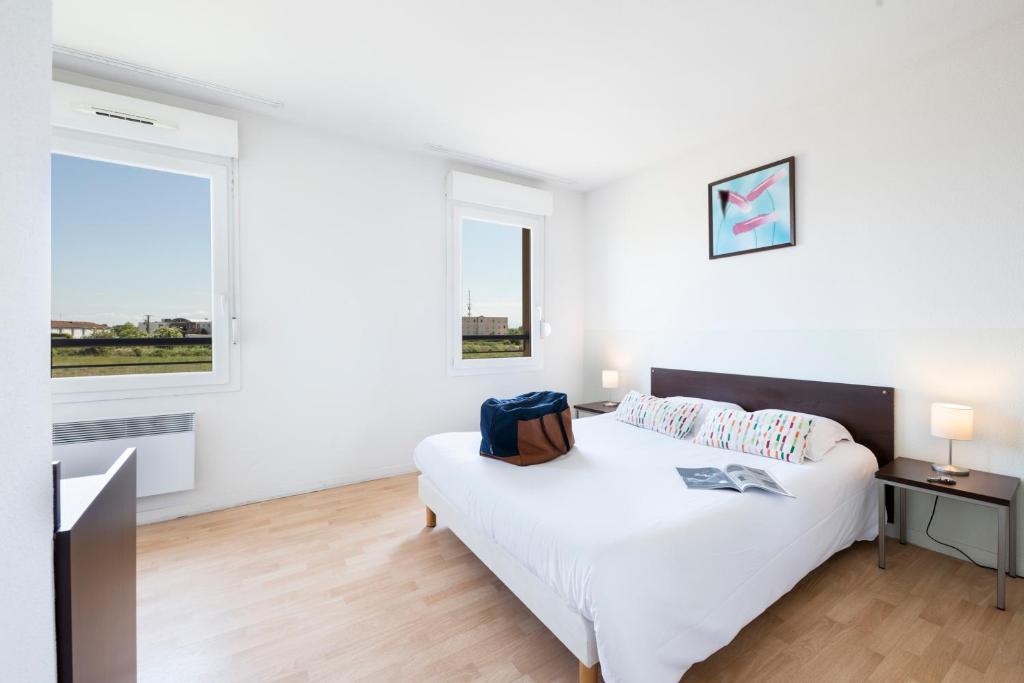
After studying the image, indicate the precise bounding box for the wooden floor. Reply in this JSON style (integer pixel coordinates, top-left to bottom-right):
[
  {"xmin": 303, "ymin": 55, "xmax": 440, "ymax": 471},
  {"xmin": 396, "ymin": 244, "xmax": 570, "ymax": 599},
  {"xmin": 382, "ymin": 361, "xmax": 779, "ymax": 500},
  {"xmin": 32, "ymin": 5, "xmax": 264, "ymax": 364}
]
[{"xmin": 138, "ymin": 474, "xmax": 1023, "ymax": 683}]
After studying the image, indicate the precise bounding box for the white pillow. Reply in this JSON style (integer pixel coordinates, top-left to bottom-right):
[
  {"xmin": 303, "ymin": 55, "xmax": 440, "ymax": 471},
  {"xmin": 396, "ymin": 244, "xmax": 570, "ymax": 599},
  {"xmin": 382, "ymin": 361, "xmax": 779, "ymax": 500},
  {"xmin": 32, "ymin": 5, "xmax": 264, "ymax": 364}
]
[
  {"xmin": 665, "ymin": 396, "xmax": 744, "ymax": 439},
  {"xmin": 786, "ymin": 411, "xmax": 853, "ymax": 461}
]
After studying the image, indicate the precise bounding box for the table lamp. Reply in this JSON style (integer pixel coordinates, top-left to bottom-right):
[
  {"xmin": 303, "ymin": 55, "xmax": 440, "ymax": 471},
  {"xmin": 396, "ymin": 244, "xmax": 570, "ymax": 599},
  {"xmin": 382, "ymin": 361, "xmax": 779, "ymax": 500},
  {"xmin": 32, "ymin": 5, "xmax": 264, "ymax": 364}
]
[
  {"xmin": 931, "ymin": 403, "xmax": 973, "ymax": 476},
  {"xmin": 601, "ymin": 370, "xmax": 620, "ymax": 407}
]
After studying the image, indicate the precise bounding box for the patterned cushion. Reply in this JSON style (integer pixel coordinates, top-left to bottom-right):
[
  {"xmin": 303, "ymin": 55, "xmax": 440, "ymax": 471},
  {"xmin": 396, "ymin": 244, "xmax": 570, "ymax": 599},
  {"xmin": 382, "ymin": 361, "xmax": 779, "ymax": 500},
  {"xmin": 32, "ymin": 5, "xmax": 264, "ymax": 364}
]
[
  {"xmin": 694, "ymin": 408, "xmax": 752, "ymax": 451},
  {"xmin": 615, "ymin": 390, "xmax": 702, "ymax": 439},
  {"xmin": 650, "ymin": 399, "xmax": 703, "ymax": 439},
  {"xmin": 695, "ymin": 408, "xmax": 816, "ymax": 463},
  {"xmin": 615, "ymin": 390, "xmax": 657, "ymax": 427}
]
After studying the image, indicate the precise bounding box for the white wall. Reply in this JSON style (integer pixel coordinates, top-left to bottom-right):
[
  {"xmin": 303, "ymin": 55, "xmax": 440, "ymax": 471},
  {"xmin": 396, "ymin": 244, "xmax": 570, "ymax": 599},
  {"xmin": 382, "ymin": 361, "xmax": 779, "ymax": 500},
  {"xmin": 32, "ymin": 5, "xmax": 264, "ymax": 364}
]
[
  {"xmin": 52, "ymin": 73, "xmax": 586, "ymax": 523},
  {"xmin": 583, "ymin": 21, "xmax": 1024, "ymax": 567},
  {"xmin": 0, "ymin": 0, "xmax": 57, "ymax": 679}
]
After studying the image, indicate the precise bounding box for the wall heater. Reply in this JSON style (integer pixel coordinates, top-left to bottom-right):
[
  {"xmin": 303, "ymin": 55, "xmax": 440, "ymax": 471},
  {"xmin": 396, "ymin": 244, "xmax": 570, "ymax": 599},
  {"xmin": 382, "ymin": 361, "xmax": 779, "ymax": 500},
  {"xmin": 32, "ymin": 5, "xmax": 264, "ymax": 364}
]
[{"xmin": 52, "ymin": 413, "xmax": 196, "ymax": 497}]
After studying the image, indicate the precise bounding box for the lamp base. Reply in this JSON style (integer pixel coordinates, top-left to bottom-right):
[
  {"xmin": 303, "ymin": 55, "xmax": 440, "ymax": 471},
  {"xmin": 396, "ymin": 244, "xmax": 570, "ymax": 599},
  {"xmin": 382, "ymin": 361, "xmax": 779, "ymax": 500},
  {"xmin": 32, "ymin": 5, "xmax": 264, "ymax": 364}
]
[
  {"xmin": 931, "ymin": 462, "xmax": 970, "ymax": 476},
  {"xmin": 603, "ymin": 401, "xmax": 619, "ymax": 408}
]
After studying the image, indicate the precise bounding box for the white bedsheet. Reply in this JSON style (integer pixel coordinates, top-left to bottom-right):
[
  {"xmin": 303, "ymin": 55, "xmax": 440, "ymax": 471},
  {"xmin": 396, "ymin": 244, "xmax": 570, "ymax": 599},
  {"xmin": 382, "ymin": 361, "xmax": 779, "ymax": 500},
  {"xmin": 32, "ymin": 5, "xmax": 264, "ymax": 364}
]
[{"xmin": 413, "ymin": 414, "xmax": 878, "ymax": 683}]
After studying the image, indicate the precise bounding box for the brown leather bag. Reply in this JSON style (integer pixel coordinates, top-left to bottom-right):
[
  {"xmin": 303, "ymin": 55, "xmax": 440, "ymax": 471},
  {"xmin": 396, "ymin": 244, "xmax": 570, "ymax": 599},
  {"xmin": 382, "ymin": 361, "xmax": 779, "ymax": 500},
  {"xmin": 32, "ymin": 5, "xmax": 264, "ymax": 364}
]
[
  {"xmin": 486, "ymin": 408, "xmax": 575, "ymax": 466},
  {"xmin": 479, "ymin": 392, "xmax": 575, "ymax": 466}
]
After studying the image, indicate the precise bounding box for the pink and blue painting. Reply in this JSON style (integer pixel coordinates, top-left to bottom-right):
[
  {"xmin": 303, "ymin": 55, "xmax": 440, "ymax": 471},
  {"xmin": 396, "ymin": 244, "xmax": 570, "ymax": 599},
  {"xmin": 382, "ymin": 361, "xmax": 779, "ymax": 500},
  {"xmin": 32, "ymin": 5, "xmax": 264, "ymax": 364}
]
[{"xmin": 708, "ymin": 157, "xmax": 795, "ymax": 259}]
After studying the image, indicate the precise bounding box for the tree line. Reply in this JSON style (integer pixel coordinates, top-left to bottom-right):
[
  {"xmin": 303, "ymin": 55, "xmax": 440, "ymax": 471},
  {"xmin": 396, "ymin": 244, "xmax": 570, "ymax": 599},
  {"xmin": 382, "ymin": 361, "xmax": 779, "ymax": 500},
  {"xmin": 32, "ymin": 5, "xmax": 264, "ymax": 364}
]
[{"xmin": 51, "ymin": 322, "xmax": 183, "ymax": 339}]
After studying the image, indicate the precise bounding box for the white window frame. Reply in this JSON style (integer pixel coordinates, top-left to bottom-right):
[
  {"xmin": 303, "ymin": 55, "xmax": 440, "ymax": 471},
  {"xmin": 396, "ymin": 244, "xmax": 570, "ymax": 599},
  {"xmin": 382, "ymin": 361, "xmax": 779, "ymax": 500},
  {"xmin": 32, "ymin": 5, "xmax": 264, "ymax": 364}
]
[
  {"xmin": 446, "ymin": 202, "xmax": 546, "ymax": 376},
  {"xmin": 50, "ymin": 129, "xmax": 240, "ymax": 402}
]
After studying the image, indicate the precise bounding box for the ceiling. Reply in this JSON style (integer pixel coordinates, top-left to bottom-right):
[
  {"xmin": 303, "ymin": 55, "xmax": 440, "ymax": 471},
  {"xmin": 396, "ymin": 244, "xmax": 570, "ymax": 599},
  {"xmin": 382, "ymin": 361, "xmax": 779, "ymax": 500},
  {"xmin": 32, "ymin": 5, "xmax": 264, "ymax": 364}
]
[{"xmin": 53, "ymin": 0, "xmax": 1024, "ymax": 189}]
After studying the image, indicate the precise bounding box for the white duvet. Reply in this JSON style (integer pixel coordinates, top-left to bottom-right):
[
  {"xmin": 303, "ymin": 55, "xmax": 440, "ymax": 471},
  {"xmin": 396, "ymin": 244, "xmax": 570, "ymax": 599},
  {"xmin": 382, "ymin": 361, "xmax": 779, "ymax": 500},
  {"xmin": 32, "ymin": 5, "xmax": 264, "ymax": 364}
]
[{"xmin": 413, "ymin": 413, "xmax": 878, "ymax": 683}]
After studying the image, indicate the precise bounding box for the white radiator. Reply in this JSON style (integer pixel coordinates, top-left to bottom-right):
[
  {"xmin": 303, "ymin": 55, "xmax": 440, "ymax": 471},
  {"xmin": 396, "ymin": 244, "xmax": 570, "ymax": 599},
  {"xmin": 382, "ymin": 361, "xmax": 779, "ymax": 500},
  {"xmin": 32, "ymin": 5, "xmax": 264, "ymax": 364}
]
[{"xmin": 53, "ymin": 413, "xmax": 195, "ymax": 497}]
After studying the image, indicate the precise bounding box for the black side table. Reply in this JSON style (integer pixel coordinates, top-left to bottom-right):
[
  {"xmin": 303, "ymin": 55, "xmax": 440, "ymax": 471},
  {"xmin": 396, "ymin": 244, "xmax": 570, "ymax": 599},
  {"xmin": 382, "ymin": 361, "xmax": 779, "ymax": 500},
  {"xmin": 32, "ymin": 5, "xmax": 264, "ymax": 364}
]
[
  {"xmin": 876, "ymin": 457, "xmax": 1019, "ymax": 609},
  {"xmin": 573, "ymin": 402, "xmax": 617, "ymax": 418}
]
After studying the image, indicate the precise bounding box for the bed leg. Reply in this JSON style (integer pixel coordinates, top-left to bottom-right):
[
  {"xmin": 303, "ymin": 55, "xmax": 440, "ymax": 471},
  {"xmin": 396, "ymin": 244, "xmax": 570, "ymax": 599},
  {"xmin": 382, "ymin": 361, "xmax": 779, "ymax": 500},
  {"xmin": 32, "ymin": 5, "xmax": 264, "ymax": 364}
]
[
  {"xmin": 579, "ymin": 660, "xmax": 599, "ymax": 683},
  {"xmin": 425, "ymin": 506, "xmax": 436, "ymax": 528}
]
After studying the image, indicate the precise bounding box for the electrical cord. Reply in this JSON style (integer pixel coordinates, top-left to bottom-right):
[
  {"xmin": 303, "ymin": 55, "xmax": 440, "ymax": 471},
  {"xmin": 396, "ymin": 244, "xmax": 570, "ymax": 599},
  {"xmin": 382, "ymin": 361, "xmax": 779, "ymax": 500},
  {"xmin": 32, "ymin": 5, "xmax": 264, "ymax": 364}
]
[{"xmin": 924, "ymin": 495, "xmax": 1003, "ymax": 572}]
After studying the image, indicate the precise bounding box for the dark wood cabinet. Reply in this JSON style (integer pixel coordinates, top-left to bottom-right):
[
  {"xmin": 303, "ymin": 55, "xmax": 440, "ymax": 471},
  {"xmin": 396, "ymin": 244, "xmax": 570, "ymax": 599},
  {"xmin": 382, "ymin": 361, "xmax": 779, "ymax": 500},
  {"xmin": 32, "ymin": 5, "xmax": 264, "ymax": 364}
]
[{"xmin": 55, "ymin": 448, "xmax": 137, "ymax": 683}]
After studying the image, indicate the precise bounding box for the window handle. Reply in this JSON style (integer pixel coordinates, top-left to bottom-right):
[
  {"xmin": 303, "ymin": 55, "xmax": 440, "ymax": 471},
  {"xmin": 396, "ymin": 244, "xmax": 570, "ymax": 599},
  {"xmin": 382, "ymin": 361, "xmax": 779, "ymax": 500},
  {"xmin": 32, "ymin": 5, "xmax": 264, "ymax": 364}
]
[
  {"xmin": 218, "ymin": 294, "xmax": 239, "ymax": 345},
  {"xmin": 537, "ymin": 306, "xmax": 552, "ymax": 338}
]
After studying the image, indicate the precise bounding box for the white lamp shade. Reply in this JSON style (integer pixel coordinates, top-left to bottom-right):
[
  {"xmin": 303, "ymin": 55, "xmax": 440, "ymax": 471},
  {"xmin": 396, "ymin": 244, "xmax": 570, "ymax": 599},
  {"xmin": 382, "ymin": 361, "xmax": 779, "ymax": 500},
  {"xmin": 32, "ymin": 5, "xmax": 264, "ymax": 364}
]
[
  {"xmin": 930, "ymin": 403, "xmax": 973, "ymax": 441},
  {"xmin": 601, "ymin": 370, "xmax": 619, "ymax": 390}
]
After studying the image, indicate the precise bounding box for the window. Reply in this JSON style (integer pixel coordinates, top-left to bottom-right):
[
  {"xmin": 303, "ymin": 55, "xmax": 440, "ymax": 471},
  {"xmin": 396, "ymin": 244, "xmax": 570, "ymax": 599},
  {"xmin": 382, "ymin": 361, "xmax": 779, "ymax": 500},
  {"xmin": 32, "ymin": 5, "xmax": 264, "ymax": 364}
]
[
  {"xmin": 458, "ymin": 208, "xmax": 534, "ymax": 361},
  {"xmin": 50, "ymin": 130, "xmax": 238, "ymax": 400},
  {"xmin": 446, "ymin": 172, "xmax": 551, "ymax": 375}
]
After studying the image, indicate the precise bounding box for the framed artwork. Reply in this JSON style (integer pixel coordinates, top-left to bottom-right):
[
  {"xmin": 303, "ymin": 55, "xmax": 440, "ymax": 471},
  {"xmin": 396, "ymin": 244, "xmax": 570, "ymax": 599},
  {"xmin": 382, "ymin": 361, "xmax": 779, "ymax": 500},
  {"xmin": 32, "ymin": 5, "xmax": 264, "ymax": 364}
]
[{"xmin": 708, "ymin": 156, "xmax": 795, "ymax": 259}]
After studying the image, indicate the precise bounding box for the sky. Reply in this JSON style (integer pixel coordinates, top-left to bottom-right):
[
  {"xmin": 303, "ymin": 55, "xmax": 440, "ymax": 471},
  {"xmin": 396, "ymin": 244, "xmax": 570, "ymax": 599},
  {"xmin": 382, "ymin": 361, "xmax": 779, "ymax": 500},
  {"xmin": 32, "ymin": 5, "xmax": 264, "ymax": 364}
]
[
  {"xmin": 461, "ymin": 218, "xmax": 525, "ymax": 328},
  {"xmin": 51, "ymin": 154, "xmax": 212, "ymax": 326}
]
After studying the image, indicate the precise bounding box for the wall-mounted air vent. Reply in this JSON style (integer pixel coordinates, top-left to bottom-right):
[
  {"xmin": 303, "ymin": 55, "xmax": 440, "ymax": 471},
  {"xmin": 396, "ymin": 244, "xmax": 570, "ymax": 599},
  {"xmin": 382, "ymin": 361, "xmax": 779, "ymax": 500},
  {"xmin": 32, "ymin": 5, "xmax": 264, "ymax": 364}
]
[
  {"xmin": 53, "ymin": 413, "xmax": 194, "ymax": 446},
  {"xmin": 72, "ymin": 103, "xmax": 178, "ymax": 130}
]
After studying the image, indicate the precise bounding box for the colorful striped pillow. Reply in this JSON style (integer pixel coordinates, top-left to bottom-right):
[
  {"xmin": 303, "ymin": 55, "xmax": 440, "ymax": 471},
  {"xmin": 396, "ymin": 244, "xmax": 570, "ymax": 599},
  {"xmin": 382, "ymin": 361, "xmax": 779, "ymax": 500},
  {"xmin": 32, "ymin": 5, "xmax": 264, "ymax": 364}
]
[
  {"xmin": 650, "ymin": 399, "xmax": 703, "ymax": 439},
  {"xmin": 695, "ymin": 408, "xmax": 816, "ymax": 463},
  {"xmin": 615, "ymin": 390, "xmax": 658, "ymax": 428},
  {"xmin": 615, "ymin": 391, "xmax": 703, "ymax": 439},
  {"xmin": 693, "ymin": 408, "xmax": 750, "ymax": 451}
]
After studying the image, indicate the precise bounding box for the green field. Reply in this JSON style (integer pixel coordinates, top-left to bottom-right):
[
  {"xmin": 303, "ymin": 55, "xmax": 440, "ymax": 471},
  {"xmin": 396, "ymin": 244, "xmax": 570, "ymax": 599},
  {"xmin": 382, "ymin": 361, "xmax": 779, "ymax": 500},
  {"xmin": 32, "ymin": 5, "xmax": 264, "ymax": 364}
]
[
  {"xmin": 462, "ymin": 340, "xmax": 527, "ymax": 360},
  {"xmin": 51, "ymin": 346, "xmax": 212, "ymax": 378},
  {"xmin": 52, "ymin": 338, "xmax": 516, "ymax": 374}
]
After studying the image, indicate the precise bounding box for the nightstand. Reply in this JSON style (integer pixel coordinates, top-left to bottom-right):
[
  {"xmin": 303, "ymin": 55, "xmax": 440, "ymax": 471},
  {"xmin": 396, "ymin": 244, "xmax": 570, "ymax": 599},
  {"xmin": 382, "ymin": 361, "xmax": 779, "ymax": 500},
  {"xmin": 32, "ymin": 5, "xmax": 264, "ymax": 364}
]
[
  {"xmin": 876, "ymin": 457, "xmax": 1019, "ymax": 609},
  {"xmin": 573, "ymin": 401, "xmax": 618, "ymax": 419}
]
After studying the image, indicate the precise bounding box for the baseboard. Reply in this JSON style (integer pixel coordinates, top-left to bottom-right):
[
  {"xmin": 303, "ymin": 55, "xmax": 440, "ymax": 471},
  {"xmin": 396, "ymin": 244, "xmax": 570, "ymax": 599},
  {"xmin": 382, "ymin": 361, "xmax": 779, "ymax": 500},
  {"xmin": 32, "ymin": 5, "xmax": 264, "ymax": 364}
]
[
  {"xmin": 884, "ymin": 521, "xmax": 1001, "ymax": 568},
  {"xmin": 135, "ymin": 463, "xmax": 419, "ymax": 525}
]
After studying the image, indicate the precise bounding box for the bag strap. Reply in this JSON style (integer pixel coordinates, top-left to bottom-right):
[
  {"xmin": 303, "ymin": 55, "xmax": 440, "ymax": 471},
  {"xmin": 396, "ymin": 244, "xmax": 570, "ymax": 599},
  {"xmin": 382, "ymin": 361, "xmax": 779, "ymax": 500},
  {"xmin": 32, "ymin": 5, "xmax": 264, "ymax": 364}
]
[
  {"xmin": 554, "ymin": 411, "xmax": 571, "ymax": 452},
  {"xmin": 538, "ymin": 413, "xmax": 570, "ymax": 455}
]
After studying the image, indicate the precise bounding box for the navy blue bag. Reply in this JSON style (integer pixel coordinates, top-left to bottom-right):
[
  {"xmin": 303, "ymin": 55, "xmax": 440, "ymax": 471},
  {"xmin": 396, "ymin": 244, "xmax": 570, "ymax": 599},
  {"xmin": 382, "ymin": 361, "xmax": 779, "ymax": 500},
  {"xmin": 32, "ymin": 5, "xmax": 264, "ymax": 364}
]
[{"xmin": 479, "ymin": 391, "xmax": 575, "ymax": 466}]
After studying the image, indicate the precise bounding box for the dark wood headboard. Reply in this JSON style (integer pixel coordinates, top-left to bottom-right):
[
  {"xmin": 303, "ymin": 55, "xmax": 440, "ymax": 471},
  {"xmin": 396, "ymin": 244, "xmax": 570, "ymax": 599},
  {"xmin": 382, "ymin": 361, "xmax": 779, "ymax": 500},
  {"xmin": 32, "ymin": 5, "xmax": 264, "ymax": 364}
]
[{"xmin": 650, "ymin": 368, "xmax": 895, "ymax": 467}]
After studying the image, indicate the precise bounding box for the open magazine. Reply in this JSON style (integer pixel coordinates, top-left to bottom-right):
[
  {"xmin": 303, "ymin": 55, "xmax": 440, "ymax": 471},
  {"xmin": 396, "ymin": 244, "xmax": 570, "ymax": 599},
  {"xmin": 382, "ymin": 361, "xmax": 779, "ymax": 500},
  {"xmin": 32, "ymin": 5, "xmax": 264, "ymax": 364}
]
[{"xmin": 676, "ymin": 464, "xmax": 794, "ymax": 497}]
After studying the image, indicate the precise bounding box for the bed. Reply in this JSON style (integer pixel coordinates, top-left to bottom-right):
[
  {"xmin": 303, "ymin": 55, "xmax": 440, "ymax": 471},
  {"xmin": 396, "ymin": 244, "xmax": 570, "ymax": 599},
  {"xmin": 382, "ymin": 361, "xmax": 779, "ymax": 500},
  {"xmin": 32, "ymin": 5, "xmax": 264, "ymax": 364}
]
[{"xmin": 415, "ymin": 368, "xmax": 894, "ymax": 683}]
